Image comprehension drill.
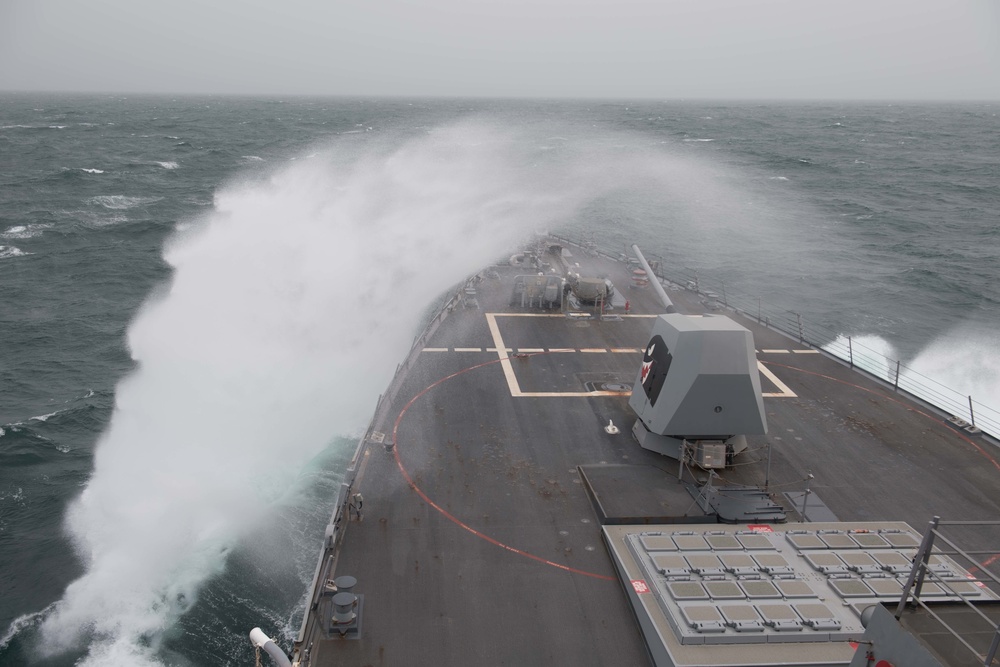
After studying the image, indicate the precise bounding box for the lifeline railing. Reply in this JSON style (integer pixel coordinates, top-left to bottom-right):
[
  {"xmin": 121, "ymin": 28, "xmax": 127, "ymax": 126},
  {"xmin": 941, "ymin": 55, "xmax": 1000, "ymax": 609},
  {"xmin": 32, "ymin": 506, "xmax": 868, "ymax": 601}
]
[
  {"xmin": 549, "ymin": 232, "xmax": 1000, "ymax": 440},
  {"xmin": 894, "ymin": 517, "xmax": 1000, "ymax": 666}
]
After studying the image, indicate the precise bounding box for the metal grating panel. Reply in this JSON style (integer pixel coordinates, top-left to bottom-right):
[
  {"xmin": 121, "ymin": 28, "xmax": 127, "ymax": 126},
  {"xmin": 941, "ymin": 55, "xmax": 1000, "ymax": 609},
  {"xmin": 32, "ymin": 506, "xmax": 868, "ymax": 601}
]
[
  {"xmin": 939, "ymin": 580, "xmax": 983, "ymax": 597},
  {"xmin": 794, "ymin": 603, "xmax": 841, "ymax": 631},
  {"xmin": 704, "ymin": 534, "xmax": 742, "ymax": 550},
  {"xmin": 818, "ymin": 532, "xmax": 858, "ymax": 549},
  {"xmin": 704, "ymin": 581, "xmax": 745, "ymax": 600},
  {"xmin": 803, "ymin": 552, "xmax": 849, "ymax": 574},
  {"xmin": 653, "ymin": 553, "xmax": 689, "ymax": 577},
  {"xmin": 718, "ymin": 604, "xmax": 765, "ymax": 633},
  {"xmin": 774, "ymin": 579, "xmax": 815, "ymax": 598},
  {"xmin": 785, "ymin": 532, "xmax": 826, "ymax": 550},
  {"xmin": 719, "ymin": 553, "xmax": 757, "ymax": 576},
  {"xmin": 838, "ymin": 552, "xmax": 881, "ymax": 574},
  {"xmin": 614, "ymin": 521, "xmax": 999, "ymax": 655},
  {"xmin": 871, "ymin": 550, "xmax": 912, "ymax": 574},
  {"xmin": 735, "ymin": 533, "xmax": 775, "ymax": 550},
  {"xmin": 640, "ymin": 534, "xmax": 677, "ymax": 551},
  {"xmin": 740, "ymin": 580, "xmax": 781, "ymax": 599},
  {"xmin": 829, "ymin": 579, "xmax": 874, "ymax": 598},
  {"xmin": 673, "ymin": 534, "xmax": 710, "ymax": 551},
  {"xmin": 679, "ymin": 605, "xmax": 726, "ymax": 634},
  {"xmin": 685, "ymin": 554, "xmax": 724, "ymax": 576},
  {"xmin": 880, "ymin": 530, "xmax": 920, "ymax": 548},
  {"xmin": 865, "ymin": 578, "xmax": 904, "ymax": 597},
  {"xmin": 755, "ymin": 604, "xmax": 802, "ymax": 631},
  {"xmin": 850, "ymin": 532, "xmax": 890, "ymax": 548},
  {"xmin": 668, "ymin": 582, "xmax": 709, "ymax": 600},
  {"xmin": 752, "ymin": 553, "xmax": 795, "ymax": 576}
]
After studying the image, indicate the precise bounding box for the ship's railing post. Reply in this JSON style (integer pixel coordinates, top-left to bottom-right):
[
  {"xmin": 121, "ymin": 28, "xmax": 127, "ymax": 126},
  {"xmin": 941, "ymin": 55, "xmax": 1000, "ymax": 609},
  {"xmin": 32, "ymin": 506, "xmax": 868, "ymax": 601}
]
[
  {"xmin": 894, "ymin": 360, "xmax": 901, "ymax": 391},
  {"xmin": 969, "ymin": 396, "xmax": 976, "ymax": 428},
  {"xmin": 848, "ymin": 336, "xmax": 853, "ymax": 368},
  {"xmin": 895, "ymin": 515, "xmax": 940, "ymax": 619},
  {"xmin": 985, "ymin": 625, "xmax": 1000, "ymax": 666}
]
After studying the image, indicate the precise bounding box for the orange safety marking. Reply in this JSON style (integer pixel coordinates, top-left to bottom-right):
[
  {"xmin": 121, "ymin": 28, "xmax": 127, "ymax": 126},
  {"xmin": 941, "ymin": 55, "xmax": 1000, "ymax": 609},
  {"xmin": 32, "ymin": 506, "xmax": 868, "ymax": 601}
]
[{"xmin": 392, "ymin": 353, "xmax": 616, "ymax": 581}]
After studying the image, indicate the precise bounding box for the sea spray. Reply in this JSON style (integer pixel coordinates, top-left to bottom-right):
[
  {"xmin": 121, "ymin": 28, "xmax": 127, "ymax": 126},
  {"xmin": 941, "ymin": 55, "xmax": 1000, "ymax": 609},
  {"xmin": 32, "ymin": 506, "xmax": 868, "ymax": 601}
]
[{"xmin": 38, "ymin": 120, "xmax": 734, "ymax": 664}]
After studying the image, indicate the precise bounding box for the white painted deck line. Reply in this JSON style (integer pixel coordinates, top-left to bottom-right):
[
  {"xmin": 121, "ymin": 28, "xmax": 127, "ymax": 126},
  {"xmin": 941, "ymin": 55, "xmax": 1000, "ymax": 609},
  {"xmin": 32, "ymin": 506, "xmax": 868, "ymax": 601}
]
[
  {"xmin": 759, "ymin": 361, "xmax": 798, "ymax": 398},
  {"xmin": 422, "ymin": 348, "xmax": 448, "ymax": 352},
  {"xmin": 762, "ymin": 349, "xmax": 790, "ymax": 354},
  {"xmin": 453, "ymin": 347, "xmax": 483, "ymax": 352},
  {"xmin": 485, "ymin": 313, "xmax": 636, "ymax": 398},
  {"xmin": 792, "ymin": 349, "xmax": 820, "ymax": 354}
]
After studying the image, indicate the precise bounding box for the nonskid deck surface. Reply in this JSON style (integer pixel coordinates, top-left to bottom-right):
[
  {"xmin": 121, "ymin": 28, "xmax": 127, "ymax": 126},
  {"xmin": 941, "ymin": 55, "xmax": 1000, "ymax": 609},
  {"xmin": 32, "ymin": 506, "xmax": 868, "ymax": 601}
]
[{"xmin": 300, "ymin": 250, "xmax": 1000, "ymax": 667}]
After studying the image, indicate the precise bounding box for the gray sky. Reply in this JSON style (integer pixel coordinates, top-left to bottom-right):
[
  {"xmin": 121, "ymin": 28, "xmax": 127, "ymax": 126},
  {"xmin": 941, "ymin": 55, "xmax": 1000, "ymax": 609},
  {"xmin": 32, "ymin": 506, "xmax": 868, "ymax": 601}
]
[{"xmin": 2, "ymin": 0, "xmax": 999, "ymax": 99}]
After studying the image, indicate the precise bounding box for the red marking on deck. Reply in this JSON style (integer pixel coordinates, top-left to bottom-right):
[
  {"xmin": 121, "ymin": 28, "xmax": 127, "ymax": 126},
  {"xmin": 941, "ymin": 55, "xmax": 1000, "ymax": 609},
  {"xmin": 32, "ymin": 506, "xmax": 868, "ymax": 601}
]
[
  {"xmin": 392, "ymin": 354, "xmax": 615, "ymax": 582},
  {"xmin": 747, "ymin": 524, "xmax": 774, "ymax": 533},
  {"xmin": 764, "ymin": 361, "xmax": 1000, "ymax": 474},
  {"xmin": 631, "ymin": 580, "xmax": 650, "ymax": 594}
]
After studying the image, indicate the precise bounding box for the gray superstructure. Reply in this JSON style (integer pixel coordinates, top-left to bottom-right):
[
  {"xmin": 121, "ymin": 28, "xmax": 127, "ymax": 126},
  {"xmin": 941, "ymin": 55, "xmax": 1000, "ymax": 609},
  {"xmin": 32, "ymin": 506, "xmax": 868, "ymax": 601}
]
[{"xmin": 270, "ymin": 237, "xmax": 1000, "ymax": 667}]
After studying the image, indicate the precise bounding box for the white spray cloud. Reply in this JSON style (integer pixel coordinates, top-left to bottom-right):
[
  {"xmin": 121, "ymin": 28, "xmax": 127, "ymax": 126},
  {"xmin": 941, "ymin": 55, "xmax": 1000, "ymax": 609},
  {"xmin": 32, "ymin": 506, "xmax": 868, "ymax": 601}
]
[
  {"xmin": 37, "ymin": 120, "xmax": 684, "ymax": 663},
  {"xmin": 824, "ymin": 328, "xmax": 1000, "ymax": 430}
]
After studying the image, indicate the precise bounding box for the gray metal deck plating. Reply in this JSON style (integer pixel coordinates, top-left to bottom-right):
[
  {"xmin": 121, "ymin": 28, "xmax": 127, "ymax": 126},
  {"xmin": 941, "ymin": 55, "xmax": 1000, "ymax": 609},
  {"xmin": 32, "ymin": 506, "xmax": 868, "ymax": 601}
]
[{"xmin": 292, "ymin": 243, "xmax": 1000, "ymax": 667}]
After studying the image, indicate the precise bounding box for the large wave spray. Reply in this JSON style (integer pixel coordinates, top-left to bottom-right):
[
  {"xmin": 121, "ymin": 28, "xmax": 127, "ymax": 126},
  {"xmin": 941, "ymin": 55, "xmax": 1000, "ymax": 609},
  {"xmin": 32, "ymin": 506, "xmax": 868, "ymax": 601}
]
[{"xmin": 35, "ymin": 121, "xmax": 749, "ymax": 664}]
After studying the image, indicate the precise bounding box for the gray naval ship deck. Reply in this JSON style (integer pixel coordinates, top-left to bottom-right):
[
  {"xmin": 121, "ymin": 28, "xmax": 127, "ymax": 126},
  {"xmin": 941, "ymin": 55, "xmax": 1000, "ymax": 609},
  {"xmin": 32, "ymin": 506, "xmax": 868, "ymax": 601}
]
[{"xmin": 287, "ymin": 239, "xmax": 1000, "ymax": 667}]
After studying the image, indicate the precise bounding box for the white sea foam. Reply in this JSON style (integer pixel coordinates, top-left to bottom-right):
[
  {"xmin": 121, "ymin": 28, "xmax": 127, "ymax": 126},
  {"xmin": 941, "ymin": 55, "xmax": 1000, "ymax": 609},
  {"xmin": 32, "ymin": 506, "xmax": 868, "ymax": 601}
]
[
  {"xmin": 81, "ymin": 168, "xmax": 105, "ymax": 174},
  {"xmin": 0, "ymin": 603, "xmax": 54, "ymax": 650},
  {"xmin": 31, "ymin": 410, "xmax": 62, "ymax": 422},
  {"xmin": 155, "ymin": 161, "xmax": 179, "ymax": 170},
  {"xmin": 3, "ymin": 223, "xmax": 52, "ymax": 239},
  {"xmin": 683, "ymin": 138, "xmax": 714, "ymax": 142},
  {"xmin": 0, "ymin": 427, "xmax": 4, "ymax": 438},
  {"xmin": 241, "ymin": 155, "xmax": 264, "ymax": 161},
  {"xmin": 769, "ymin": 176, "xmax": 789, "ymax": 181},
  {"xmin": 37, "ymin": 119, "xmax": 761, "ymax": 664},
  {"xmin": 88, "ymin": 195, "xmax": 162, "ymax": 210},
  {"xmin": 0, "ymin": 245, "xmax": 28, "ymax": 259},
  {"xmin": 49, "ymin": 125, "xmax": 68, "ymax": 129},
  {"xmin": 824, "ymin": 330, "xmax": 1000, "ymax": 421},
  {"xmin": 37, "ymin": 120, "xmax": 791, "ymax": 664},
  {"xmin": 80, "ymin": 214, "xmax": 130, "ymax": 229}
]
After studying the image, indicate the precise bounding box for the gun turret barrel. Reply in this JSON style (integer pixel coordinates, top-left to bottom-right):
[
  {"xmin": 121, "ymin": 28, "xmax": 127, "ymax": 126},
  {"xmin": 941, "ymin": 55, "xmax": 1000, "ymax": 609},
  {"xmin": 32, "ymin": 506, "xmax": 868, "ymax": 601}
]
[{"xmin": 631, "ymin": 244, "xmax": 676, "ymax": 313}]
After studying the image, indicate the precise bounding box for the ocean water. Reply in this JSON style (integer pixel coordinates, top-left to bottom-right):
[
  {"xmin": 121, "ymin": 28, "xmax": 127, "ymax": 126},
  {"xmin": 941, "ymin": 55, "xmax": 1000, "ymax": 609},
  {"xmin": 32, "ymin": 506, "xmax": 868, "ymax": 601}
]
[{"xmin": 1, "ymin": 94, "xmax": 998, "ymax": 665}]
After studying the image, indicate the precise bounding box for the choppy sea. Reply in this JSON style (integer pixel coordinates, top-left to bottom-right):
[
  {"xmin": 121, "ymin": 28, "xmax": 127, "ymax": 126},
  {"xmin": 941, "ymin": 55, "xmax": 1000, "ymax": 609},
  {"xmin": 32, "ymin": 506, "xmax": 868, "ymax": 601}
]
[{"xmin": 1, "ymin": 95, "xmax": 998, "ymax": 666}]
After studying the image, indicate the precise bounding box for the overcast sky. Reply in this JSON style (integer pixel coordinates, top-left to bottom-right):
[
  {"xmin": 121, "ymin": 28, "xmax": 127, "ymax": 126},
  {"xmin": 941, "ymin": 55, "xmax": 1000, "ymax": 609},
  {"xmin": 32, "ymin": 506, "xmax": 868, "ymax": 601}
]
[{"xmin": 2, "ymin": 0, "xmax": 998, "ymax": 99}]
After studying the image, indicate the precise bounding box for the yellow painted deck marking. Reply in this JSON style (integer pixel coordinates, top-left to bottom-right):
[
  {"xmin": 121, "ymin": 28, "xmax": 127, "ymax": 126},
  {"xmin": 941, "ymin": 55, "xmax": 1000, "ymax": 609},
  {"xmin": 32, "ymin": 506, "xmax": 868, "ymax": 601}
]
[
  {"xmin": 580, "ymin": 348, "xmax": 608, "ymax": 353},
  {"xmin": 611, "ymin": 348, "xmax": 640, "ymax": 353}
]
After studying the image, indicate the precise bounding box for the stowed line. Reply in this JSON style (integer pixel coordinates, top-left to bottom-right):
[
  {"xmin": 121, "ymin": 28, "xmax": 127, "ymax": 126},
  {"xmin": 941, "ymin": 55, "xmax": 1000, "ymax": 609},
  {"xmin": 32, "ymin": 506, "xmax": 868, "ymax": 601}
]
[
  {"xmin": 391, "ymin": 353, "xmax": 615, "ymax": 581},
  {"xmin": 763, "ymin": 361, "xmax": 1000, "ymax": 473}
]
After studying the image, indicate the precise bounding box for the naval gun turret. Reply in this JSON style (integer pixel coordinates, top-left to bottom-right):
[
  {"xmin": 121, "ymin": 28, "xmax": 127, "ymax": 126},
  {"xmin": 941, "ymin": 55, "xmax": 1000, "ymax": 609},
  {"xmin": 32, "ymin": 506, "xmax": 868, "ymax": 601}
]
[{"xmin": 629, "ymin": 313, "xmax": 767, "ymax": 469}]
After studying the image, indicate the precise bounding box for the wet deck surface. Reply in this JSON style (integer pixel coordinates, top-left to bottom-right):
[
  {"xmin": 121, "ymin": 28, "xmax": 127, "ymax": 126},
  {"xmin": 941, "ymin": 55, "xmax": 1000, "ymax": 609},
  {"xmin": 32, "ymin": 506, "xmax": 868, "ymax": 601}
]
[{"xmin": 299, "ymin": 247, "xmax": 1000, "ymax": 667}]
